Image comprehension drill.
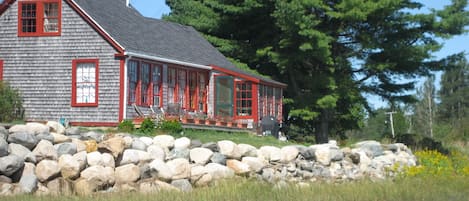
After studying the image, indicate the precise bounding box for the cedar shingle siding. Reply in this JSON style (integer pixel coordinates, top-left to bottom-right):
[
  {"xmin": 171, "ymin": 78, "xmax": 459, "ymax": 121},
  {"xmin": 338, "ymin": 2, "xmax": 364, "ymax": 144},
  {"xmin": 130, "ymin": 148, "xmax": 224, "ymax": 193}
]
[{"xmin": 0, "ymin": 1, "xmax": 120, "ymax": 123}]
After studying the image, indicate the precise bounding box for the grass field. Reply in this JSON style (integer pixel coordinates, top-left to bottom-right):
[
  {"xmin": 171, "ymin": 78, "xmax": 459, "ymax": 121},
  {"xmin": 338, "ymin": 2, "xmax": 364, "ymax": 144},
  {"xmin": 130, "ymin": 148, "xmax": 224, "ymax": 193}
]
[
  {"xmin": 4, "ymin": 176, "xmax": 469, "ymax": 201},
  {"xmin": 170, "ymin": 129, "xmax": 300, "ymax": 148}
]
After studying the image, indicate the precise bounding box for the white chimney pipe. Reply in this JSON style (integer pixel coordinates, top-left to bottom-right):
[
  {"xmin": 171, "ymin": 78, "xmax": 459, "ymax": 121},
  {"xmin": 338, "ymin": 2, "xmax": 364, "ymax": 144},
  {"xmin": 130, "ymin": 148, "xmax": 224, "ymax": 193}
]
[{"xmin": 126, "ymin": 0, "xmax": 130, "ymax": 7}]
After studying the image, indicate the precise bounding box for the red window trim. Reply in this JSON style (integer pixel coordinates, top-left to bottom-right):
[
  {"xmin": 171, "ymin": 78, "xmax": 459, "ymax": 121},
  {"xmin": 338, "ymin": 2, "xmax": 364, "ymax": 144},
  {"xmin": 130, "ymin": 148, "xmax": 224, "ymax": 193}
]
[
  {"xmin": 128, "ymin": 59, "xmax": 164, "ymax": 108},
  {"xmin": 71, "ymin": 59, "xmax": 99, "ymax": 107},
  {"xmin": 0, "ymin": 60, "xmax": 3, "ymax": 80},
  {"xmin": 234, "ymin": 81, "xmax": 256, "ymax": 120},
  {"xmin": 18, "ymin": 0, "xmax": 62, "ymax": 37},
  {"xmin": 151, "ymin": 65, "xmax": 162, "ymax": 108}
]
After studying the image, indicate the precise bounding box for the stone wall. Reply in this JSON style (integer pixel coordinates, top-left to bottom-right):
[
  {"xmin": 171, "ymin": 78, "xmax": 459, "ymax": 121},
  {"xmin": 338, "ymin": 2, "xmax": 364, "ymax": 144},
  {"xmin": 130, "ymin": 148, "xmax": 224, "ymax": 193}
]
[{"xmin": 0, "ymin": 122, "xmax": 416, "ymax": 196}]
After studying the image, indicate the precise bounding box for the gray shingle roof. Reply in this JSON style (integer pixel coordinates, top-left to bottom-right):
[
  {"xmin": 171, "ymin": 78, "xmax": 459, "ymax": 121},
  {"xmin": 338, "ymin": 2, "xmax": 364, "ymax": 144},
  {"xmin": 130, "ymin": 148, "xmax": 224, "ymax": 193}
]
[{"xmin": 72, "ymin": 0, "xmax": 285, "ymax": 86}]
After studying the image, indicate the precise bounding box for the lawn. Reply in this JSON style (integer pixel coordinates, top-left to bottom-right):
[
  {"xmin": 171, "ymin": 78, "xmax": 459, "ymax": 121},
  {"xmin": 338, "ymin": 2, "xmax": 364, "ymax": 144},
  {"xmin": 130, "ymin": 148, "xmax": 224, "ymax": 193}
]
[
  {"xmin": 5, "ymin": 176, "xmax": 469, "ymax": 201},
  {"xmin": 169, "ymin": 129, "xmax": 301, "ymax": 148}
]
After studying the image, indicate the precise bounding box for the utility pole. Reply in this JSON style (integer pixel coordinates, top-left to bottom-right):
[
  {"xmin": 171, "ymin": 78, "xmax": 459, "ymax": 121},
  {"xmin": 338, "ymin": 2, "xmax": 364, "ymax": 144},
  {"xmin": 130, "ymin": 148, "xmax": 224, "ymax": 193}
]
[{"xmin": 386, "ymin": 111, "xmax": 397, "ymax": 138}]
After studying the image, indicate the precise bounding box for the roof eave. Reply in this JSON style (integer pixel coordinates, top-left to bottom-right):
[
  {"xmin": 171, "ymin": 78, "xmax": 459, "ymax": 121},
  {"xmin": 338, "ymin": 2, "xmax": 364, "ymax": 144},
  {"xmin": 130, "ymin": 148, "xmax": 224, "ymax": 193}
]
[{"xmin": 125, "ymin": 51, "xmax": 212, "ymax": 70}]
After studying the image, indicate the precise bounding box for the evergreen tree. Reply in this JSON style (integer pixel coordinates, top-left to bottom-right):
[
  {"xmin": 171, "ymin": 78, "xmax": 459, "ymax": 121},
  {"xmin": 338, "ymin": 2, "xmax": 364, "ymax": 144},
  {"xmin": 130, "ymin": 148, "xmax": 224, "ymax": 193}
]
[
  {"xmin": 165, "ymin": 0, "xmax": 469, "ymax": 143},
  {"xmin": 438, "ymin": 58, "xmax": 469, "ymax": 123}
]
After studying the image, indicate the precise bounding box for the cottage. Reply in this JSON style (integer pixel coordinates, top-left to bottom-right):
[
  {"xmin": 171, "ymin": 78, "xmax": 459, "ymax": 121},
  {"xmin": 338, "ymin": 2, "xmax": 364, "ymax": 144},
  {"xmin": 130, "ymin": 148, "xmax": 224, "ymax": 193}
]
[{"xmin": 0, "ymin": 0, "xmax": 285, "ymax": 129}]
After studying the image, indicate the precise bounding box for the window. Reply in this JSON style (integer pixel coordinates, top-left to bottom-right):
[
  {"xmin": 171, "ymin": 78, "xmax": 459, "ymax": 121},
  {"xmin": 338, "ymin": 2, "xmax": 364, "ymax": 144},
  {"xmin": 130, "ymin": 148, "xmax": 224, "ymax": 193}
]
[
  {"xmin": 72, "ymin": 59, "xmax": 98, "ymax": 107},
  {"xmin": 274, "ymin": 88, "xmax": 282, "ymax": 120},
  {"xmin": 178, "ymin": 69, "xmax": 186, "ymax": 107},
  {"xmin": 235, "ymin": 81, "xmax": 253, "ymax": 117},
  {"xmin": 140, "ymin": 63, "xmax": 150, "ymax": 105},
  {"xmin": 151, "ymin": 66, "xmax": 162, "ymax": 107},
  {"xmin": 128, "ymin": 61, "xmax": 138, "ymax": 104},
  {"xmin": 188, "ymin": 72, "xmax": 197, "ymax": 110},
  {"xmin": 198, "ymin": 72, "xmax": 207, "ymax": 112},
  {"xmin": 167, "ymin": 68, "xmax": 176, "ymax": 104},
  {"xmin": 18, "ymin": 0, "xmax": 61, "ymax": 36}
]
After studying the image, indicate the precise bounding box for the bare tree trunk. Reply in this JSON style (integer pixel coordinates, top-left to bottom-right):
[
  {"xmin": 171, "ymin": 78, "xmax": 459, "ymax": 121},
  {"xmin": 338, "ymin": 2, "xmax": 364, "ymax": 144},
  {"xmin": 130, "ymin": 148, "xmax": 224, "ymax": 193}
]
[{"xmin": 427, "ymin": 91, "xmax": 433, "ymax": 138}]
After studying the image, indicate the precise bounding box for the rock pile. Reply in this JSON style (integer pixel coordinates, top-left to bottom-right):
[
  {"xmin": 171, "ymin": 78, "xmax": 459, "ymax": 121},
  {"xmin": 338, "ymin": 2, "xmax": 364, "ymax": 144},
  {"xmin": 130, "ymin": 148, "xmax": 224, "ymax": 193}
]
[{"xmin": 0, "ymin": 122, "xmax": 416, "ymax": 196}]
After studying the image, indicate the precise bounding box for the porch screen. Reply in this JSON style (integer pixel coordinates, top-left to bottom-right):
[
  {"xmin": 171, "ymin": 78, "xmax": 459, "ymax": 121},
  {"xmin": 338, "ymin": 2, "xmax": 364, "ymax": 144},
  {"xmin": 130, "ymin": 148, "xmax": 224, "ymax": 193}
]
[{"xmin": 215, "ymin": 76, "xmax": 234, "ymax": 117}]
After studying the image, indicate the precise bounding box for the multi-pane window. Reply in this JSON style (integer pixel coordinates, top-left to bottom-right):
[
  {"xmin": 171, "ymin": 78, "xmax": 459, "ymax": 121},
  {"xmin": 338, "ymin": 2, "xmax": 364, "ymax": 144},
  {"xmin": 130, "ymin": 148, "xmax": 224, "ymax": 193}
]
[
  {"xmin": 128, "ymin": 61, "xmax": 138, "ymax": 104},
  {"xmin": 21, "ymin": 3, "xmax": 37, "ymax": 33},
  {"xmin": 178, "ymin": 70, "xmax": 186, "ymax": 107},
  {"xmin": 274, "ymin": 88, "xmax": 282, "ymax": 120},
  {"xmin": 140, "ymin": 63, "xmax": 150, "ymax": 105},
  {"xmin": 236, "ymin": 82, "xmax": 252, "ymax": 116},
  {"xmin": 167, "ymin": 68, "xmax": 176, "ymax": 104},
  {"xmin": 18, "ymin": 0, "xmax": 61, "ymax": 36},
  {"xmin": 188, "ymin": 72, "xmax": 197, "ymax": 110},
  {"xmin": 72, "ymin": 59, "xmax": 98, "ymax": 106},
  {"xmin": 43, "ymin": 3, "xmax": 59, "ymax": 32},
  {"xmin": 198, "ymin": 73, "xmax": 207, "ymax": 112},
  {"xmin": 152, "ymin": 66, "xmax": 162, "ymax": 107}
]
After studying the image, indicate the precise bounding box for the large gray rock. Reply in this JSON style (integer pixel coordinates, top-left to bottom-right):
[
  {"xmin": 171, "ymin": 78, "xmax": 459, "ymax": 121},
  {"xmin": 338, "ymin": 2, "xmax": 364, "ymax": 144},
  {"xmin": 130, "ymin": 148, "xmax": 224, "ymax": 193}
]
[
  {"xmin": 354, "ymin": 141, "xmax": 384, "ymax": 158},
  {"xmin": 51, "ymin": 133, "xmax": 71, "ymax": 144},
  {"xmin": 0, "ymin": 138, "xmax": 9, "ymax": 157},
  {"xmin": 210, "ymin": 152, "xmax": 226, "ymax": 165},
  {"xmin": 80, "ymin": 165, "xmax": 115, "ymax": 187},
  {"xmin": 71, "ymin": 138, "xmax": 86, "ymax": 153},
  {"xmin": 241, "ymin": 157, "xmax": 267, "ymax": 173},
  {"xmin": 171, "ymin": 179, "xmax": 192, "ymax": 192},
  {"xmin": 0, "ymin": 126, "xmax": 7, "ymax": 140},
  {"xmin": 148, "ymin": 159, "xmax": 173, "ymax": 181},
  {"xmin": 81, "ymin": 131, "xmax": 104, "ymax": 142},
  {"xmin": 46, "ymin": 177, "xmax": 73, "ymax": 195},
  {"xmin": 56, "ymin": 142, "xmax": 77, "ymax": 156},
  {"xmin": 166, "ymin": 158, "xmax": 190, "ymax": 180},
  {"xmin": 0, "ymin": 155, "xmax": 24, "ymax": 176},
  {"xmin": 237, "ymin": 144, "xmax": 258, "ymax": 157},
  {"xmin": 189, "ymin": 147, "xmax": 213, "ymax": 165},
  {"xmin": 280, "ymin": 146, "xmax": 299, "ymax": 163},
  {"xmin": 73, "ymin": 151, "xmax": 87, "ymax": 171},
  {"xmin": 115, "ymin": 164, "xmax": 140, "ymax": 184},
  {"xmin": 217, "ymin": 140, "xmax": 241, "ymax": 159},
  {"xmin": 36, "ymin": 133, "xmax": 54, "ymax": 143},
  {"xmin": 19, "ymin": 174, "xmax": 37, "ymax": 194},
  {"xmin": 139, "ymin": 137, "xmax": 153, "ymax": 146},
  {"xmin": 153, "ymin": 135, "xmax": 175, "ymax": 149},
  {"xmin": 35, "ymin": 160, "xmax": 60, "ymax": 182},
  {"xmin": 25, "ymin": 123, "xmax": 50, "ymax": 135},
  {"xmin": 190, "ymin": 139, "xmax": 202, "ymax": 148},
  {"xmin": 297, "ymin": 146, "xmax": 315, "ymax": 160},
  {"xmin": 97, "ymin": 137, "xmax": 126, "ymax": 158},
  {"xmin": 119, "ymin": 149, "xmax": 152, "ymax": 165},
  {"xmin": 258, "ymin": 146, "xmax": 281, "ymax": 162},
  {"xmin": 87, "ymin": 151, "xmax": 103, "ymax": 167},
  {"xmin": 7, "ymin": 132, "xmax": 39, "ymax": 150},
  {"xmin": 8, "ymin": 124, "xmax": 28, "ymax": 134},
  {"xmin": 174, "ymin": 137, "xmax": 191, "ymax": 149},
  {"xmin": 131, "ymin": 139, "xmax": 147, "ymax": 151},
  {"xmin": 58, "ymin": 154, "xmax": 81, "ymax": 179},
  {"xmin": 138, "ymin": 178, "xmax": 180, "ymax": 193},
  {"xmin": 65, "ymin": 127, "xmax": 81, "ymax": 136},
  {"xmin": 8, "ymin": 143, "xmax": 35, "ymax": 163},
  {"xmin": 190, "ymin": 165, "xmax": 212, "ymax": 187},
  {"xmin": 147, "ymin": 145, "xmax": 165, "ymax": 161},
  {"xmin": 46, "ymin": 121, "xmax": 65, "ymax": 135},
  {"xmin": 101, "ymin": 153, "xmax": 115, "ymax": 168},
  {"xmin": 167, "ymin": 148, "xmax": 190, "ymax": 160},
  {"xmin": 202, "ymin": 142, "xmax": 219, "ymax": 152},
  {"xmin": 32, "ymin": 140, "xmax": 58, "ymax": 162},
  {"xmin": 205, "ymin": 163, "xmax": 234, "ymax": 180}
]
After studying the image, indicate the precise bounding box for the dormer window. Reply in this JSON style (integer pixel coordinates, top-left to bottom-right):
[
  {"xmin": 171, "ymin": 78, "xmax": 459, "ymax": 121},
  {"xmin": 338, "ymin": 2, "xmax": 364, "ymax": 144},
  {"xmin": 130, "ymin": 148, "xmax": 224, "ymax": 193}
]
[{"xmin": 18, "ymin": 0, "xmax": 61, "ymax": 36}]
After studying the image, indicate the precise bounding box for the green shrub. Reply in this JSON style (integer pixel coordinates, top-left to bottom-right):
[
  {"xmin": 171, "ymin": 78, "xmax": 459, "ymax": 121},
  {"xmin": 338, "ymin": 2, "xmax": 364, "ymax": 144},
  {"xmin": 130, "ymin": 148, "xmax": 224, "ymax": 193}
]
[
  {"xmin": 139, "ymin": 118, "xmax": 155, "ymax": 135},
  {"xmin": 118, "ymin": 119, "xmax": 134, "ymax": 133},
  {"xmin": 0, "ymin": 81, "xmax": 23, "ymax": 122},
  {"xmin": 158, "ymin": 119, "xmax": 182, "ymax": 134}
]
